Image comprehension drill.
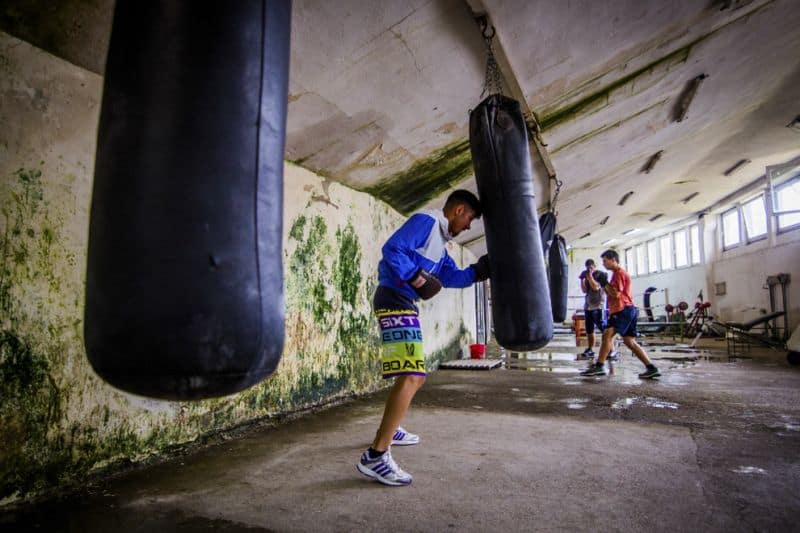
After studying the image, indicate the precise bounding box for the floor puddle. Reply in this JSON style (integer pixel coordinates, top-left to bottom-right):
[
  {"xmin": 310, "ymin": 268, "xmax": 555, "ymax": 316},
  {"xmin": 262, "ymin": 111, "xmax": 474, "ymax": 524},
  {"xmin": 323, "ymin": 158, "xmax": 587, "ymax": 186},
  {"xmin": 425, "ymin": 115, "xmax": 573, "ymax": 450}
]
[
  {"xmin": 732, "ymin": 466, "xmax": 767, "ymax": 475},
  {"xmin": 561, "ymin": 398, "xmax": 590, "ymax": 409},
  {"xmin": 611, "ymin": 396, "xmax": 680, "ymax": 410},
  {"xmin": 504, "ymin": 363, "xmax": 578, "ymax": 373}
]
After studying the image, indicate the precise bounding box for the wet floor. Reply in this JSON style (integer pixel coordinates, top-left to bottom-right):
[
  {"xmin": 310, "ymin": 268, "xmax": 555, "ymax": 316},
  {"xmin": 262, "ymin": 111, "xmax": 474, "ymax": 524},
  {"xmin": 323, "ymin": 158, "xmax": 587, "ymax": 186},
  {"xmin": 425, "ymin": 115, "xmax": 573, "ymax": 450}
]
[{"xmin": 2, "ymin": 335, "xmax": 799, "ymax": 532}]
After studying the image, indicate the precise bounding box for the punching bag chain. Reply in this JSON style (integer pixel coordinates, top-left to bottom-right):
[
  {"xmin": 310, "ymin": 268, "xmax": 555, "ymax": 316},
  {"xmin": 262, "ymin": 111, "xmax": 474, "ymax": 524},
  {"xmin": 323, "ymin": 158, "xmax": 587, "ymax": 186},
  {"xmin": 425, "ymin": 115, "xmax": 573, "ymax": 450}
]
[
  {"xmin": 550, "ymin": 176, "xmax": 564, "ymax": 216},
  {"xmin": 479, "ymin": 19, "xmax": 503, "ymax": 97}
]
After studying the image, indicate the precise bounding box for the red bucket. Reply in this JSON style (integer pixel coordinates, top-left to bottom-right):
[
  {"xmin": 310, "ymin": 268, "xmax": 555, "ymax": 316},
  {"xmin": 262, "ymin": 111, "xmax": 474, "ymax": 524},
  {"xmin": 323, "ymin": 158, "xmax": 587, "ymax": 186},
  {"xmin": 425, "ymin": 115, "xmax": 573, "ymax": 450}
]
[{"xmin": 469, "ymin": 343, "xmax": 486, "ymax": 359}]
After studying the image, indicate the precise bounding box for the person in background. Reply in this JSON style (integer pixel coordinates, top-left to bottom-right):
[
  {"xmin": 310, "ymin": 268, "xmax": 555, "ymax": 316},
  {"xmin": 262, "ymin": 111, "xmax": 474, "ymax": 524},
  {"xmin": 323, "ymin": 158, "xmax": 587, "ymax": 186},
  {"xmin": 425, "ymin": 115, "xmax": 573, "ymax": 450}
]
[
  {"xmin": 580, "ymin": 249, "xmax": 660, "ymax": 379},
  {"xmin": 578, "ymin": 259, "xmax": 606, "ymax": 359}
]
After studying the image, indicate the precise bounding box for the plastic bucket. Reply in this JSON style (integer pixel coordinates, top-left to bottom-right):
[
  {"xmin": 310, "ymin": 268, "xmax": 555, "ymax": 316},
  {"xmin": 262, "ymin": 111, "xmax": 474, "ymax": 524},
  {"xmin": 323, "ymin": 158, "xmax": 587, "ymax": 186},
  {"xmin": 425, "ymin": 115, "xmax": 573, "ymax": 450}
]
[{"xmin": 469, "ymin": 343, "xmax": 486, "ymax": 359}]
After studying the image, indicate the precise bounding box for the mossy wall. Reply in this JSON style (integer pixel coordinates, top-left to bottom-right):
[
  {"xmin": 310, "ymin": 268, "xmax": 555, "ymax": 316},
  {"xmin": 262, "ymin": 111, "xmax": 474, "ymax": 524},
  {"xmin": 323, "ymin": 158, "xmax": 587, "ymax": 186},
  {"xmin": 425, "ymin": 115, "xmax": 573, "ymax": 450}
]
[{"xmin": 0, "ymin": 31, "xmax": 476, "ymax": 505}]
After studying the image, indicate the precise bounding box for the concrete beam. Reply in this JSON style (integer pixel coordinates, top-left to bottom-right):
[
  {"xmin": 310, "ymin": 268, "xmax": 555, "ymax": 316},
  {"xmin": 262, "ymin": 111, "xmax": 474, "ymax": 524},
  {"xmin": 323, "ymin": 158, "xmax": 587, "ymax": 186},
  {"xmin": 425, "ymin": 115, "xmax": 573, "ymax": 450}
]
[{"xmin": 463, "ymin": 0, "xmax": 558, "ymax": 213}]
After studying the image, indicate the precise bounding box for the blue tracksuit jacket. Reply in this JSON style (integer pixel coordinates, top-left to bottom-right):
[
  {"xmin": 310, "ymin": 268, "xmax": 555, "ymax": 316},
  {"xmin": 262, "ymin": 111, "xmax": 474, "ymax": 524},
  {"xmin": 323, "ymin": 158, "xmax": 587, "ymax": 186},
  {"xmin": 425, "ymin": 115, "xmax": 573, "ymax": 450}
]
[{"xmin": 377, "ymin": 211, "xmax": 478, "ymax": 301}]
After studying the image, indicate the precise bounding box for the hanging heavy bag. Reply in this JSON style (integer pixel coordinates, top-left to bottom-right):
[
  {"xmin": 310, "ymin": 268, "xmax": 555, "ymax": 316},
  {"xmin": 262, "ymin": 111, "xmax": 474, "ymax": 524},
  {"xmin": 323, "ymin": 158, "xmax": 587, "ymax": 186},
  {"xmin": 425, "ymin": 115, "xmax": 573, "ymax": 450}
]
[
  {"xmin": 549, "ymin": 234, "xmax": 569, "ymax": 323},
  {"xmin": 643, "ymin": 287, "xmax": 658, "ymax": 321},
  {"xmin": 470, "ymin": 94, "xmax": 553, "ymax": 351},
  {"xmin": 84, "ymin": 1, "xmax": 291, "ymax": 400},
  {"xmin": 539, "ymin": 211, "xmax": 556, "ymax": 257}
]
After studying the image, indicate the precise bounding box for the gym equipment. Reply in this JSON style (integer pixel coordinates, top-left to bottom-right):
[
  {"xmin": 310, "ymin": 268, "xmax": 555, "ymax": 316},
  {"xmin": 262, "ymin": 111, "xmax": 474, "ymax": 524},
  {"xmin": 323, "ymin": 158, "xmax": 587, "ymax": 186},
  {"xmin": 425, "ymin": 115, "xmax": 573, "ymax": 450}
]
[
  {"xmin": 539, "ymin": 212, "xmax": 556, "ymax": 256},
  {"xmin": 766, "ymin": 273, "xmax": 791, "ymax": 339},
  {"xmin": 714, "ymin": 273, "xmax": 791, "ymax": 356},
  {"xmin": 643, "ymin": 287, "xmax": 657, "ymax": 321},
  {"xmin": 470, "ymin": 94, "xmax": 553, "ymax": 351},
  {"xmin": 685, "ymin": 301, "xmax": 712, "ymax": 337},
  {"xmin": 716, "ymin": 311, "xmax": 787, "ymax": 355},
  {"xmin": 85, "ymin": 1, "xmax": 292, "ymax": 400},
  {"xmin": 787, "ymin": 325, "xmax": 800, "ymax": 365},
  {"xmin": 549, "ymin": 234, "xmax": 568, "ymax": 323}
]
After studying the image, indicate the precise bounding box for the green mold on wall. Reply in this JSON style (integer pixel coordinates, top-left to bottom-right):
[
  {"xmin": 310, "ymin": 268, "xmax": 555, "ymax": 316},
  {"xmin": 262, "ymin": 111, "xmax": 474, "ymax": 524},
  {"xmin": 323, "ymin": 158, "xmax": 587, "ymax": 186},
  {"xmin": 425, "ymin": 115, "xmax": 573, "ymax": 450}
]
[
  {"xmin": 0, "ymin": 164, "xmax": 472, "ymax": 504},
  {"xmin": 427, "ymin": 322, "xmax": 470, "ymax": 370},
  {"xmin": 335, "ymin": 224, "xmax": 362, "ymax": 309},
  {"xmin": 364, "ymin": 139, "xmax": 472, "ymax": 215},
  {"xmin": 0, "ymin": 330, "xmax": 63, "ymax": 498},
  {"xmin": 276, "ymin": 214, "xmax": 383, "ymax": 410},
  {"xmin": 0, "ymin": 167, "xmax": 206, "ymax": 501}
]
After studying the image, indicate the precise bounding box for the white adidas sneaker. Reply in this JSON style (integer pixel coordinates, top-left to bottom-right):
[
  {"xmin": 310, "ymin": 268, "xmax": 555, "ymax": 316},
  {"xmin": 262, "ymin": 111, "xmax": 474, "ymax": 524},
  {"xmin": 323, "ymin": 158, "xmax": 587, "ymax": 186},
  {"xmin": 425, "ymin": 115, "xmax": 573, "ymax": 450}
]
[{"xmin": 391, "ymin": 426, "xmax": 420, "ymax": 446}]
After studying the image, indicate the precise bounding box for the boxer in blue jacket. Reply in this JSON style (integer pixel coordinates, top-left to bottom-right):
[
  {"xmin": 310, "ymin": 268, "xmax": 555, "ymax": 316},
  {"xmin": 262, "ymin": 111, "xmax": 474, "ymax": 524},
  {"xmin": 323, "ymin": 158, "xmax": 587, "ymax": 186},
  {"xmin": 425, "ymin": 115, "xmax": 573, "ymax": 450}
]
[{"xmin": 356, "ymin": 189, "xmax": 490, "ymax": 486}]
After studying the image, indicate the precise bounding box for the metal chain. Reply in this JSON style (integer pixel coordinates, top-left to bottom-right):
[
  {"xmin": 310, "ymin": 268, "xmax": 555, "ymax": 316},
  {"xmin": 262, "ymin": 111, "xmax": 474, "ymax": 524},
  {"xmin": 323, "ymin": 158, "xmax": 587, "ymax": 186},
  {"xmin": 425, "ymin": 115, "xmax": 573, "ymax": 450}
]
[
  {"xmin": 479, "ymin": 20, "xmax": 503, "ymax": 97},
  {"xmin": 550, "ymin": 176, "xmax": 564, "ymax": 214}
]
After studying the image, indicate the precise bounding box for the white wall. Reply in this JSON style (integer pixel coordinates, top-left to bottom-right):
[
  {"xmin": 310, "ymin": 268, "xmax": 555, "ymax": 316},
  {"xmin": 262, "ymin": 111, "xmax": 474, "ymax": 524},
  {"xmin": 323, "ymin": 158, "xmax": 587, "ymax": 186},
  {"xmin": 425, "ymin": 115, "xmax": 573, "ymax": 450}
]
[
  {"xmin": 705, "ymin": 213, "xmax": 799, "ymax": 331},
  {"xmin": 602, "ymin": 206, "xmax": 800, "ymax": 333}
]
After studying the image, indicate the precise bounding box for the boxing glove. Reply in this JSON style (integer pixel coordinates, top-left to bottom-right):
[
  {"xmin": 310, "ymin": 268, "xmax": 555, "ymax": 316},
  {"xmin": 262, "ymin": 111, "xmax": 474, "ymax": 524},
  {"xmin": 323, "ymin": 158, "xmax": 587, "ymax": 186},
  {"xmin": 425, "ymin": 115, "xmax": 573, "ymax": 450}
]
[
  {"xmin": 409, "ymin": 269, "xmax": 442, "ymax": 300},
  {"xmin": 471, "ymin": 254, "xmax": 491, "ymax": 282},
  {"xmin": 593, "ymin": 270, "xmax": 609, "ymax": 287}
]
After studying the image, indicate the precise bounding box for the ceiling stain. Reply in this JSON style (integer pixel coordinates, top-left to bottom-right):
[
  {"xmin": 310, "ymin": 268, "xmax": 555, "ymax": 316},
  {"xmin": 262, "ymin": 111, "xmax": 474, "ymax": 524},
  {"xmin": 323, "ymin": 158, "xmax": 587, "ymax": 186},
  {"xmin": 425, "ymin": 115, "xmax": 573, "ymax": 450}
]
[
  {"xmin": 434, "ymin": 122, "xmax": 459, "ymax": 135},
  {"xmin": 550, "ymin": 98, "xmax": 669, "ymax": 154},
  {"xmin": 537, "ymin": 42, "xmax": 694, "ymax": 131},
  {"xmin": 363, "ymin": 138, "xmax": 472, "ymax": 215}
]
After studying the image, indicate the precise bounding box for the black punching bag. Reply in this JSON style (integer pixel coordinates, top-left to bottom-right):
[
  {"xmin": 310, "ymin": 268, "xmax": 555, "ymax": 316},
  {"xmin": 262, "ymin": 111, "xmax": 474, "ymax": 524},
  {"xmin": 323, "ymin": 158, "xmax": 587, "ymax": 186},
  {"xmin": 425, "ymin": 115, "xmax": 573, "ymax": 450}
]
[
  {"xmin": 84, "ymin": 1, "xmax": 291, "ymax": 400},
  {"xmin": 539, "ymin": 212, "xmax": 556, "ymax": 257},
  {"xmin": 549, "ymin": 234, "xmax": 569, "ymax": 323},
  {"xmin": 470, "ymin": 95, "xmax": 553, "ymax": 351},
  {"xmin": 644, "ymin": 287, "xmax": 657, "ymax": 321}
]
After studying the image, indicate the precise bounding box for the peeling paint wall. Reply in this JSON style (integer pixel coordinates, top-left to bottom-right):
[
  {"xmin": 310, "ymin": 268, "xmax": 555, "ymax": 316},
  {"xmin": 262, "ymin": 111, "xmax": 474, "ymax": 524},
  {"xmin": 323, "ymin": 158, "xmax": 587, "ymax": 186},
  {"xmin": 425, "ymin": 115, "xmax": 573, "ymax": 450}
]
[{"xmin": 0, "ymin": 31, "xmax": 476, "ymax": 505}]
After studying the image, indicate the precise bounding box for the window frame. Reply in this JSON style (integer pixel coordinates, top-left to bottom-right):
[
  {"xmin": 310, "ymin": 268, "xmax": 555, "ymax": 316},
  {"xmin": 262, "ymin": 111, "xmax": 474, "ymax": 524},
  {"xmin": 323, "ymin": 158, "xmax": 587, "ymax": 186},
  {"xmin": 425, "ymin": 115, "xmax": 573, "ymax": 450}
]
[
  {"xmin": 659, "ymin": 234, "xmax": 674, "ymax": 271},
  {"xmin": 774, "ymin": 176, "xmax": 800, "ymax": 234},
  {"xmin": 673, "ymin": 228, "xmax": 689, "ymax": 268},
  {"xmin": 625, "ymin": 248, "xmax": 636, "ymax": 277},
  {"xmin": 721, "ymin": 206, "xmax": 742, "ymax": 250},
  {"xmin": 647, "ymin": 240, "xmax": 659, "ymax": 274},
  {"xmin": 635, "ymin": 243, "xmax": 647, "ymax": 278},
  {"xmin": 741, "ymin": 194, "xmax": 768, "ymax": 243},
  {"xmin": 689, "ymin": 225, "xmax": 701, "ymax": 265}
]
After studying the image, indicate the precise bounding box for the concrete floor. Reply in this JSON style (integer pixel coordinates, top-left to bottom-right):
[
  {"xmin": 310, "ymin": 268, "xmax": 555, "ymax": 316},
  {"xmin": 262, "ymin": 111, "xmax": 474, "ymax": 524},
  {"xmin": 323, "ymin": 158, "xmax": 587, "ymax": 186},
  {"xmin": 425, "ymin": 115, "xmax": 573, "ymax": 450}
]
[{"xmin": 2, "ymin": 334, "xmax": 800, "ymax": 532}]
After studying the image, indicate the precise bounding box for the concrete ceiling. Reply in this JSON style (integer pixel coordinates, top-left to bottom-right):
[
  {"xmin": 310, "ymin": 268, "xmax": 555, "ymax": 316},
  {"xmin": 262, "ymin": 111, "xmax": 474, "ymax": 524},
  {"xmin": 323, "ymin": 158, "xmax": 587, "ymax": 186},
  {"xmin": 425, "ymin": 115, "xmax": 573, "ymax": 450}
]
[
  {"xmin": 3, "ymin": 0, "xmax": 800, "ymax": 255},
  {"xmin": 287, "ymin": 0, "xmax": 800, "ymax": 255}
]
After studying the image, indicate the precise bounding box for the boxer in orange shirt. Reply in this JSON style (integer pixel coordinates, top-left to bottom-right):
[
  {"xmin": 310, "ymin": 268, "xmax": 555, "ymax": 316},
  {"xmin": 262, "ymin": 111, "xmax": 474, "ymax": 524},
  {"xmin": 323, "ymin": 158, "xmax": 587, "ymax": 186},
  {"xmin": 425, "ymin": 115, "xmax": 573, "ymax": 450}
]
[{"xmin": 580, "ymin": 249, "xmax": 661, "ymax": 379}]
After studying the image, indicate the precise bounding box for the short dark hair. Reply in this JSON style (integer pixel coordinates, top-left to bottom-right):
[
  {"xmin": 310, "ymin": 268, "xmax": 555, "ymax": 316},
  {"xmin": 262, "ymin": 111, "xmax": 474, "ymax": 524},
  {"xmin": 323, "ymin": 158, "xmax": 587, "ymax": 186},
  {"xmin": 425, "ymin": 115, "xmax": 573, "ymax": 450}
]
[
  {"xmin": 445, "ymin": 189, "xmax": 482, "ymax": 218},
  {"xmin": 585, "ymin": 259, "xmax": 595, "ymax": 268},
  {"xmin": 601, "ymin": 249, "xmax": 619, "ymax": 262}
]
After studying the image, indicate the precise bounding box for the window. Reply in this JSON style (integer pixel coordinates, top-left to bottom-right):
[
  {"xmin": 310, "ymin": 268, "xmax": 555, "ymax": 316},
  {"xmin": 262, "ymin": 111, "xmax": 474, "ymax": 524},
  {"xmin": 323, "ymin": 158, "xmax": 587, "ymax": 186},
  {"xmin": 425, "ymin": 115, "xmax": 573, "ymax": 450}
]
[
  {"xmin": 625, "ymin": 248, "xmax": 636, "ymax": 276},
  {"xmin": 742, "ymin": 195, "xmax": 767, "ymax": 241},
  {"xmin": 660, "ymin": 235, "xmax": 673, "ymax": 270},
  {"xmin": 635, "ymin": 244, "xmax": 646, "ymax": 277},
  {"xmin": 722, "ymin": 208, "xmax": 741, "ymax": 249},
  {"xmin": 674, "ymin": 229, "xmax": 688, "ymax": 268},
  {"xmin": 775, "ymin": 178, "xmax": 800, "ymax": 231},
  {"xmin": 647, "ymin": 240, "xmax": 658, "ymax": 273},
  {"xmin": 690, "ymin": 225, "xmax": 701, "ymax": 264}
]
